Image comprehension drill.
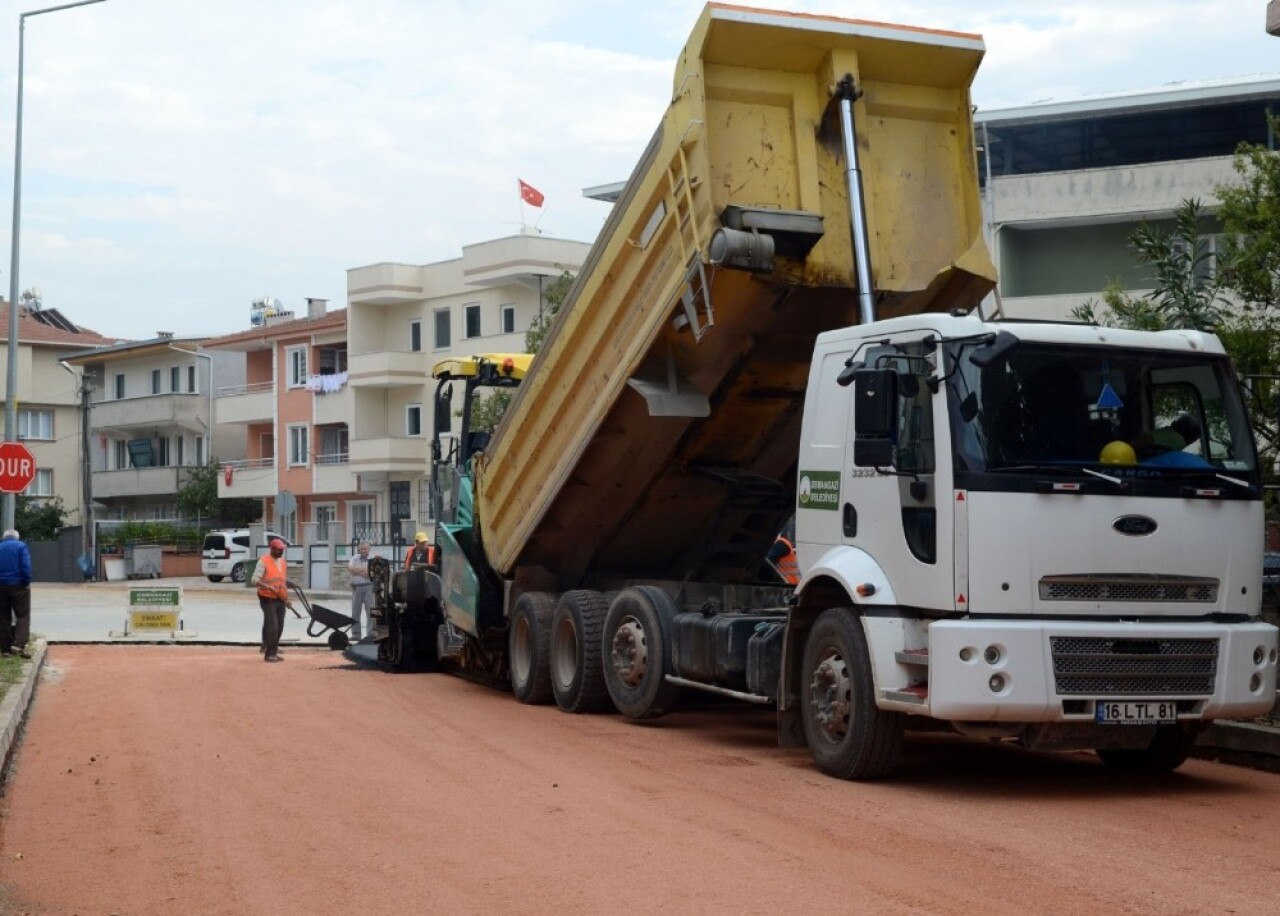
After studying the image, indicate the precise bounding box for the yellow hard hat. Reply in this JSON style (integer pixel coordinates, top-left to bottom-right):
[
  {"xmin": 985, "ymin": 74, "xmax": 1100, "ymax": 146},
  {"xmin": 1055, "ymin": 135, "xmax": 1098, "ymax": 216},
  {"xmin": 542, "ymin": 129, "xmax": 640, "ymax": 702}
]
[
  {"xmin": 1099, "ymin": 440, "xmax": 1136, "ymax": 466},
  {"xmin": 415, "ymin": 531, "xmax": 428, "ymax": 542}
]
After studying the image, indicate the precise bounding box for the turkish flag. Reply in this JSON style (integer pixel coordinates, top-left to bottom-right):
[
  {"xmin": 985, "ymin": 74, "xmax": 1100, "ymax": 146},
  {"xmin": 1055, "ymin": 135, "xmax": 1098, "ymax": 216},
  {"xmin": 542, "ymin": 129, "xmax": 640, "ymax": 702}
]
[{"xmin": 518, "ymin": 179, "xmax": 545, "ymax": 207}]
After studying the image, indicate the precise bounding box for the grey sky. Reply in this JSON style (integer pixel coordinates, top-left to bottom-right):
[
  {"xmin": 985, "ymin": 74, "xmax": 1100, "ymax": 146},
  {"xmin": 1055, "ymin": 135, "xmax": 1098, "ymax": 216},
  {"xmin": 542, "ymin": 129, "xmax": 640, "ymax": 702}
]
[{"xmin": 0, "ymin": 0, "xmax": 1275, "ymax": 340}]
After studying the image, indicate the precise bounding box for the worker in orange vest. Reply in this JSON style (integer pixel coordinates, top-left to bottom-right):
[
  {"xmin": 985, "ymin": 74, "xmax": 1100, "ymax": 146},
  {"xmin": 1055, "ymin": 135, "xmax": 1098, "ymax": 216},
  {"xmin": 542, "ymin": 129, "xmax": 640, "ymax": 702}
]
[
  {"xmin": 404, "ymin": 531, "xmax": 436, "ymax": 570},
  {"xmin": 250, "ymin": 537, "xmax": 294, "ymax": 662},
  {"xmin": 766, "ymin": 518, "xmax": 799, "ymax": 585}
]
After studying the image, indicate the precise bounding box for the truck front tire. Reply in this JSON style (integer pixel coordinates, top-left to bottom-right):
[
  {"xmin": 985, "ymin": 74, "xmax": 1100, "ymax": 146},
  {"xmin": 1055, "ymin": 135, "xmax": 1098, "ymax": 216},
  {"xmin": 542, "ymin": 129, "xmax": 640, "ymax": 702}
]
[
  {"xmin": 550, "ymin": 590, "xmax": 612, "ymax": 714},
  {"xmin": 509, "ymin": 591, "xmax": 556, "ymax": 704},
  {"xmin": 603, "ymin": 586, "xmax": 681, "ymax": 719},
  {"xmin": 801, "ymin": 608, "xmax": 904, "ymax": 780}
]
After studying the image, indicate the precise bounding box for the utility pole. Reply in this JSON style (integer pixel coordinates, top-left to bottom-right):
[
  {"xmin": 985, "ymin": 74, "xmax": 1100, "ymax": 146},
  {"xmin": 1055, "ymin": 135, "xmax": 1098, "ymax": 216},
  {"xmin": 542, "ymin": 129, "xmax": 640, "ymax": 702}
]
[{"xmin": 79, "ymin": 372, "xmax": 93, "ymax": 576}]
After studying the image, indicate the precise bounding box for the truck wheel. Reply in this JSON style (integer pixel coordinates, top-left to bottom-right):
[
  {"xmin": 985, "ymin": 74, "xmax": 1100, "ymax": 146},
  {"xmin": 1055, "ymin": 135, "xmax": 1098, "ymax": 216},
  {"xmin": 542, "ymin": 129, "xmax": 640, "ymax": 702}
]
[
  {"xmin": 231, "ymin": 563, "xmax": 248, "ymax": 584},
  {"xmin": 206, "ymin": 575, "xmax": 223, "ymax": 583},
  {"xmin": 603, "ymin": 586, "xmax": 681, "ymax": 719},
  {"xmin": 801, "ymin": 607, "xmax": 903, "ymax": 780},
  {"xmin": 1096, "ymin": 724, "xmax": 1196, "ymax": 772},
  {"xmin": 509, "ymin": 591, "xmax": 556, "ymax": 704},
  {"xmin": 550, "ymin": 590, "xmax": 612, "ymax": 713}
]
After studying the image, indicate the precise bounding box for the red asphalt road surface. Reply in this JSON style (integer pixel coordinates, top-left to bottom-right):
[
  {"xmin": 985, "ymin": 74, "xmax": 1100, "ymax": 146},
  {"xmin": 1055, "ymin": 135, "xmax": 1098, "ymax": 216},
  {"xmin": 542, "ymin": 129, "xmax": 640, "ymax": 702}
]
[{"xmin": 1, "ymin": 645, "xmax": 1278, "ymax": 915}]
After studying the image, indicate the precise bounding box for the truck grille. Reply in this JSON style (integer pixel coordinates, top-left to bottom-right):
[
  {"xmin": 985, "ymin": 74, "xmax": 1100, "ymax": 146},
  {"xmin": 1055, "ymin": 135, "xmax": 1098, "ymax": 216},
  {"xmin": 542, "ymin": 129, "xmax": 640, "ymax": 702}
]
[
  {"xmin": 1039, "ymin": 575, "xmax": 1217, "ymax": 603},
  {"xmin": 1049, "ymin": 636, "xmax": 1218, "ymax": 696}
]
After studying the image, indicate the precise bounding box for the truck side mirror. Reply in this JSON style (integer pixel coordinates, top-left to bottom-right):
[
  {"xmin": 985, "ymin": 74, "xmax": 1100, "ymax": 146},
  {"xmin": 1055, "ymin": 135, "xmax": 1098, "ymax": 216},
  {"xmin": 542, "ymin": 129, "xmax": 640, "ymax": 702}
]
[
  {"xmin": 853, "ymin": 368, "xmax": 897, "ymax": 466},
  {"xmin": 969, "ymin": 330, "xmax": 1019, "ymax": 368}
]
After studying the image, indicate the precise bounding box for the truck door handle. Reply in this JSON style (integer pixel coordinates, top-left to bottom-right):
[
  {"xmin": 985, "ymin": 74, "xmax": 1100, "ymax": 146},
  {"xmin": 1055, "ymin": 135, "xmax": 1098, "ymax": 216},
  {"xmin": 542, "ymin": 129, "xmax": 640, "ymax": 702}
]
[{"xmin": 843, "ymin": 503, "xmax": 857, "ymax": 538}]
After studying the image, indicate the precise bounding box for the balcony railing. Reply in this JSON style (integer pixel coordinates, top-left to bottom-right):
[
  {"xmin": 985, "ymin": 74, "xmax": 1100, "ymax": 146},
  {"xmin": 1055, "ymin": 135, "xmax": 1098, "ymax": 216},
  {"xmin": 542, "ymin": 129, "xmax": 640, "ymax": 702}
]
[{"xmin": 217, "ymin": 381, "xmax": 274, "ymax": 398}]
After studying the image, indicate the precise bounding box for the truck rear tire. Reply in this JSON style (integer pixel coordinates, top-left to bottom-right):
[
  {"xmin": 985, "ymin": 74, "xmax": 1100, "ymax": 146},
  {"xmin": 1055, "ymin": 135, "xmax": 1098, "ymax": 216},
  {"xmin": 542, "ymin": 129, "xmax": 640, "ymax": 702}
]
[
  {"xmin": 510, "ymin": 591, "xmax": 556, "ymax": 704},
  {"xmin": 1095, "ymin": 724, "xmax": 1196, "ymax": 772},
  {"xmin": 603, "ymin": 586, "xmax": 681, "ymax": 719},
  {"xmin": 231, "ymin": 563, "xmax": 248, "ymax": 584},
  {"xmin": 550, "ymin": 590, "xmax": 612, "ymax": 714},
  {"xmin": 801, "ymin": 608, "xmax": 904, "ymax": 780}
]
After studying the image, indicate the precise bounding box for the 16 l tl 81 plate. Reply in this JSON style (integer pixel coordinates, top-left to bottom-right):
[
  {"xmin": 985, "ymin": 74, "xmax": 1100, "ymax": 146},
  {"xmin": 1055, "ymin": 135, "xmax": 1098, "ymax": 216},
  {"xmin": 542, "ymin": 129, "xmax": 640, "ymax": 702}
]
[{"xmin": 1095, "ymin": 701, "xmax": 1178, "ymax": 725}]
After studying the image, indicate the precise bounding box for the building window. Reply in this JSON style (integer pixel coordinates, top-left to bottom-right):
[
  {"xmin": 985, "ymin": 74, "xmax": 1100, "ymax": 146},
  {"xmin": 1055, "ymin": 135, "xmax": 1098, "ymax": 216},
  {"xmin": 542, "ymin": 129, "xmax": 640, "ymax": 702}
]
[
  {"xmin": 288, "ymin": 424, "xmax": 309, "ymax": 466},
  {"xmin": 501, "ymin": 304, "xmax": 516, "ymax": 335},
  {"xmin": 409, "ymin": 319, "xmax": 422, "ymax": 353},
  {"xmin": 434, "ymin": 308, "xmax": 450, "ymax": 349},
  {"xmin": 314, "ymin": 504, "xmax": 337, "ymax": 541},
  {"xmin": 114, "ymin": 439, "xmax": 128, "ymax": 469},
  {"xmin": 170, "ymin": 366, "xmax": 180, "ymax": 392},
  {"xmin": 317, "ymin": 346, "xmax": 347, "ymax": 374},
  {"xmin": 25, "ymin": 469, "xmax": 52, "ymax": 497},
  {"xmin": 151, "ymin": 369, "xmax": 162, "ymax": 394},
  {"xmin": 348, "ymin": 500, "xmax": 375, "ymax": 541},
  {"xmin": 406, "ymin": 404, "xmax": 423, "ymax": 437},
  {"xmin": 156, "ymin": 437, "xmax": 171, "ymax": 467},
  {"xmin": 176, "ymin": 436, "xmax": 185, "ymax": 466},
  {"xmin": 114, "ymin": 373, "xmax": 125, "ymax": 399},
  {"xmin": 17, "ymin": 409, "xmax": 53, "ymax": 440},
  {"xmin": 195, "ymin": 435, "xmax": 205, "ymax": 467},
  {"xmin": 287, "ymin": 347, "xmax": 308, "ymax": 388},
  {"xmin": 464, "ymin": 302, "xmax": 481, "ymax": 339},
  {"xmin": 188, "ymin": 365, "xmax": 197, "ymax": 393}
]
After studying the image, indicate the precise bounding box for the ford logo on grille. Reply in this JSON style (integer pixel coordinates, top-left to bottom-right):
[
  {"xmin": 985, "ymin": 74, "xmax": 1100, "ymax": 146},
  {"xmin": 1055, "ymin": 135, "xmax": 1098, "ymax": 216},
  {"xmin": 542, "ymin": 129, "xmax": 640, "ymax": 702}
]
[{"xmin": 1113, "ymin": 515, "xmax": 1157, "ymax": 536}]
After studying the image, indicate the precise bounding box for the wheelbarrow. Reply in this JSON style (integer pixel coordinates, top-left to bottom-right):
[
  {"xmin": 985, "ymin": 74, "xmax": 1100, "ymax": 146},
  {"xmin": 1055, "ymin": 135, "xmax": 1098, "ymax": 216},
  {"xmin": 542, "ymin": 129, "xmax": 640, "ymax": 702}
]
[{"xmin": 290, "ymin": 584, "xmax": 355, "ymax": 651}]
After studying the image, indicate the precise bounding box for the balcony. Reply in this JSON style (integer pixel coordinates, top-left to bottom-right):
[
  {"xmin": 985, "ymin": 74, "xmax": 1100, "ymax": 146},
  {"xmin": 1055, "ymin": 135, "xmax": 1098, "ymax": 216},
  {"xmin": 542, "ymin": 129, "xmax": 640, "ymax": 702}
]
[
  {"xmin": 91, "ymin": 394, "xmax": 204, "ymax": 434},
  {"xmin": 348, "ymin": 351, "xmax": 429, "ymax": 388},
  {"xmin": 93, "ymin": 466, "xmax": 185, "ymax": 499},
  {"xmin": 313, "ymin": 383, "xmax": 352, "ymax": 425},
  {"xmin": 218, "ymin": 458, "xmax": 277, "ymax": 499},
  {"xmin": 314, "ymin": 453, "xmax": 356, "ymax": 494},
  {"xmin": 216, "ymin": 382, "xmax": 274, "ymax": 425},
  {"xmin": 350, "ymin": 436, "xmax": 427, "ymax": 474},
  {"xmin": 347, "ymin": 262, "xmax": 424, "ymax": 305}
]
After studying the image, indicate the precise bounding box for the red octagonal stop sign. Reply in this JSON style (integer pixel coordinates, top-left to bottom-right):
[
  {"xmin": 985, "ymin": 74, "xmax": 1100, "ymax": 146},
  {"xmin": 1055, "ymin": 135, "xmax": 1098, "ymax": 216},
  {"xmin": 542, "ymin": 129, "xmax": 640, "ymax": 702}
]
[{"xmin": 0, "ymin": 441, "xmax": 37, "ymax": 494}]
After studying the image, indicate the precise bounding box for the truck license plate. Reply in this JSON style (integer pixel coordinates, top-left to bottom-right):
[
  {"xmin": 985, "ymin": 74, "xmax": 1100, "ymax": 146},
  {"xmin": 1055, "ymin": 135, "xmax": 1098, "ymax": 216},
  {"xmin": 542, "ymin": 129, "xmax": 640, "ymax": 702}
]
[{"xmin": 1095, "ymin": 701, "xmax": 1178, "ymax": 725}]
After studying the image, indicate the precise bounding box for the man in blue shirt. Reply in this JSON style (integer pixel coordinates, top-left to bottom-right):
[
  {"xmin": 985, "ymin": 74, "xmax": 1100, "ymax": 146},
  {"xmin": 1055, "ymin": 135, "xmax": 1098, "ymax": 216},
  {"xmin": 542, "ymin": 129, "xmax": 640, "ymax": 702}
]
[{"xmin": 0, "ymin": 529, "xmax": 32, "ymax": 658}]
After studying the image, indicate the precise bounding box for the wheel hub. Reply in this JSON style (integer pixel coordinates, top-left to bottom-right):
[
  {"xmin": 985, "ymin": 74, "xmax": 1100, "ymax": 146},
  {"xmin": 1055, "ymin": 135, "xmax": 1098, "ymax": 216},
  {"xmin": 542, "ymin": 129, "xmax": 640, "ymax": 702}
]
[
  {"xmin": 610, "ymin": 617, "xmax": 648, "ymax": 687},
  {"xmin": 809, "ymin": 650, "xmax": 851, "ymax": 740}
]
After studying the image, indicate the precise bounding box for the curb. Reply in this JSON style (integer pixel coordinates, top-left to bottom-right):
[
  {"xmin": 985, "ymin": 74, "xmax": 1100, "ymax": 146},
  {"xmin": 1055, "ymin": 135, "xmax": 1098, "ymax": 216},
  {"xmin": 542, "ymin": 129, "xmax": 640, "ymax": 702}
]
[
  {"xmin": 0, "ymin": 639, "xmax": 46, "ymax": 774},
  {"xmin": 1196, "ymin": 720, "xmax": 1280, "ymax": 758}
]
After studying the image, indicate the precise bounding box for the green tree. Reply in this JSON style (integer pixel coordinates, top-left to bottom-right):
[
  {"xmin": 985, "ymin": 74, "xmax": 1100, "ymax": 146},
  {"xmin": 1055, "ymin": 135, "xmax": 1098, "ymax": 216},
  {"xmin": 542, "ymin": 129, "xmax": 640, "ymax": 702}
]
[
  {"xmin": 1216, "ymin": 123, "xmax": 1280, "ymax": 310},
  {"xmin": 15, "ymin": 495, "xmax": 67, "ymax": 541},
  {"xmin": 468, "ymin": 270, "xmax": 578, "ymax": 432},
  {"xmin": 176, "ymin": 460, "xmax": 261, "ymax": 527},
  {"xmin": 524, "ymin": 270, "xmax": 576, "ymax": 353}
]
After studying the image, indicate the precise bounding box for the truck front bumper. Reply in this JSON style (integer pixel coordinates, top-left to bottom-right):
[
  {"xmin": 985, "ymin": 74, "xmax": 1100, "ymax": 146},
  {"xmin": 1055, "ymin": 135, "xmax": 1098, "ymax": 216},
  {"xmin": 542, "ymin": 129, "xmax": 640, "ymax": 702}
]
[{"xmin": 926, "ymin": 619, "xmax": 1278, "ymax": 723}]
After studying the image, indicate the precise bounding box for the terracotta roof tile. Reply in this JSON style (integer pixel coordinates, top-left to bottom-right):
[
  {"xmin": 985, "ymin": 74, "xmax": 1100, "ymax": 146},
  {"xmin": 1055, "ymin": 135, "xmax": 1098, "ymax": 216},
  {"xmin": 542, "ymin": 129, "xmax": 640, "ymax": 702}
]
[
  {"xmin": 0, "ymin": 302, "xmax": 116, "ymax": 348},
  {"xmin": 203, "ymin": 309, "xmax": 347, "ymax": 348}
]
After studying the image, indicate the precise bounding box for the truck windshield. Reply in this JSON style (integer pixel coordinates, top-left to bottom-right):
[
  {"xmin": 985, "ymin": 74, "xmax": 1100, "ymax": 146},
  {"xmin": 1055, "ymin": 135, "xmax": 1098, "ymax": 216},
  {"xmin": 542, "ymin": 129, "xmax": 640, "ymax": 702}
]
[{"xmin": 944, "ymin": 339, "xmax": 1260, "ymax": 496}]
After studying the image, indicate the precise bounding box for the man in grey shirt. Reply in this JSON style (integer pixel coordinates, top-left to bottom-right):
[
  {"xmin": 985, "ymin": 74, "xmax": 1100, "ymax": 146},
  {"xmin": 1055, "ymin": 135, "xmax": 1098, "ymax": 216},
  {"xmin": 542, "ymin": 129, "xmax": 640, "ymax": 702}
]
[{"xmin": 349, "ymin": 541, "xmax": 376, "ymax": 642}]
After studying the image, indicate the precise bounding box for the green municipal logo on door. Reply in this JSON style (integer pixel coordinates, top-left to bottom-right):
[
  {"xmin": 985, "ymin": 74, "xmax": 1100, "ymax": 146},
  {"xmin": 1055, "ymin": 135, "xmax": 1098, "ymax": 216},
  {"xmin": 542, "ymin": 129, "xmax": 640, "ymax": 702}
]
[{"xmin": 798, "ymin": 471, "xmax": 840, "ymax": 510}]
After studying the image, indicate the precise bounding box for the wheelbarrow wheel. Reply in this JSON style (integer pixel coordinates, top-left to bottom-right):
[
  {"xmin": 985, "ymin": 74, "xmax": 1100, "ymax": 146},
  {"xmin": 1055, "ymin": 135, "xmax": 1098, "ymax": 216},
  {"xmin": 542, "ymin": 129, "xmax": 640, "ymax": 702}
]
[{"xmin": 328, "ymin": 630, "xmax": 350, "ymax": 651}]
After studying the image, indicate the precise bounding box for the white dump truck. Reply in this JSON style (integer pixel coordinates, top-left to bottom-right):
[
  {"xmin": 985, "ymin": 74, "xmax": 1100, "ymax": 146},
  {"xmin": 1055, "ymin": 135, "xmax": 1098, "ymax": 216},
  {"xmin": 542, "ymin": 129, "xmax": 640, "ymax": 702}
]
[{"xmin": 382, "ymin": 3, "xmax": 1278, "ymax": 779}]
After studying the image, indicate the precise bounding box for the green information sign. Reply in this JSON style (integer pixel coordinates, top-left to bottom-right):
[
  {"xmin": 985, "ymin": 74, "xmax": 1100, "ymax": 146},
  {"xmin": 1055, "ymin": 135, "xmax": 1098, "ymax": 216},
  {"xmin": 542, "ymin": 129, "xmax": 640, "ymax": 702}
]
[
  {"xmin": 797, "ymin": 470, "xmax": 841, "ymax": 510},
  {"xmin": 128, "ymin": 587, "xmax": 183, "ymax": 608}
]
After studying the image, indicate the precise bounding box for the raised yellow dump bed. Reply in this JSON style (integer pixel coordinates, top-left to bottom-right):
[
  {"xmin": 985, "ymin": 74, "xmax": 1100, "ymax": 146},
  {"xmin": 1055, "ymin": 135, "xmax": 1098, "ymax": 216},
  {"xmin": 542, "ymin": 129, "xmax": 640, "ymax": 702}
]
[{"xmin": 477, "ymin": 3, "xmax": 996, "ymax": 585}]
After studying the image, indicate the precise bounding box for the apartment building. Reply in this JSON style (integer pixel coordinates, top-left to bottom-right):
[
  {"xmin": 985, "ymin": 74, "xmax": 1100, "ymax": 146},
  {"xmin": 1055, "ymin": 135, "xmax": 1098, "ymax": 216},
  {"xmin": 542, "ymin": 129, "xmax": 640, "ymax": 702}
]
[
  {"xmin": 0, "ymin": 301, "xmax": 114, "ymax": 527},
  {"xmin": 206, "ymin": 300, "xmax": 352, "ymax": 543},
  {"xmin": 61, "ymin": 335, "xmax": 245, "ymax": 522},
  {"xmin": 345, "ymin": 231, "xmax": 591, "ymax": 543},
  {"xmin": 977, "ymin": 75, "xmax": 1280, "ymax": 319}
]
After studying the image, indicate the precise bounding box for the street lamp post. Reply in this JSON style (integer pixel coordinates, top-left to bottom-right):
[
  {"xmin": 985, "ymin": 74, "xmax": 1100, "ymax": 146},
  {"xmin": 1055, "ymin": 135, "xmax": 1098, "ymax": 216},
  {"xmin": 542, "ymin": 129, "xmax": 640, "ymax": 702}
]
[{"xmin": 5, "ymin": 0, "xmax": 107, "ymax": 531}]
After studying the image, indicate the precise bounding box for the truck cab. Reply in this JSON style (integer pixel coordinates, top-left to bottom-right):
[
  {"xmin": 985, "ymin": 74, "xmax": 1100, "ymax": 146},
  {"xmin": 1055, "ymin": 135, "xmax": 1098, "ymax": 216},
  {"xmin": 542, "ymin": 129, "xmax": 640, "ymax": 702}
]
[{"xmin": 786, "ymin": 315, "xmax": 1278, "ymax": 777}]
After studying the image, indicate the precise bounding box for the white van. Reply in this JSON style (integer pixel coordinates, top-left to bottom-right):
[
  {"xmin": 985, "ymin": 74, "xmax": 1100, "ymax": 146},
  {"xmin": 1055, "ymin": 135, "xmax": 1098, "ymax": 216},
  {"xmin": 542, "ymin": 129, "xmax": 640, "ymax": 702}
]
[{"xmin": 201, "ymin": 530, "xmax": 286, "ymax": 583}]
